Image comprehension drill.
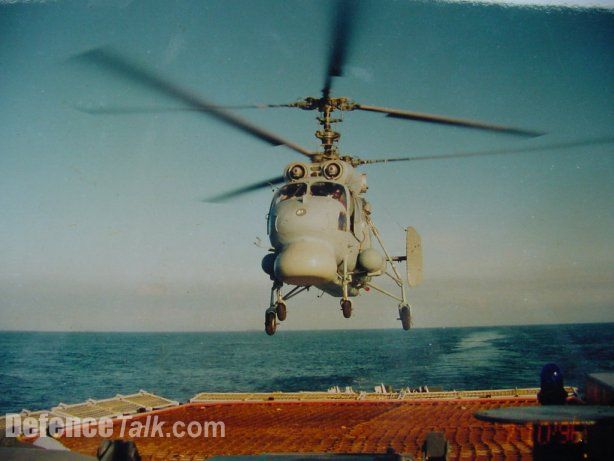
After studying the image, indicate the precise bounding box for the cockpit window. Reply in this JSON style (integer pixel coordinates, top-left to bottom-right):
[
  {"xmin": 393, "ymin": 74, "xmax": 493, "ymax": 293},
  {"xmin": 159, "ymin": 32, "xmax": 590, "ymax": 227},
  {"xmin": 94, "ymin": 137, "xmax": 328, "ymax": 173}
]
[
  {"xmin": 310, "ymin": 182, "xmax": 347, "ymax": 208},
  {"xmin": 274, "ymin": 182, "xmax": 307, "ymax": 204}
]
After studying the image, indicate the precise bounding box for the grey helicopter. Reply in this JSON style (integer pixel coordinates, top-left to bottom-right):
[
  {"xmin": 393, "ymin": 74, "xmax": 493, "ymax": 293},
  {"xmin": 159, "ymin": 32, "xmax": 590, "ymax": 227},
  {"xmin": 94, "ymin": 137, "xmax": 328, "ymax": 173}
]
[{"xmin": 71, "ymin": 1, "xmax": 562, "ymax": 336}]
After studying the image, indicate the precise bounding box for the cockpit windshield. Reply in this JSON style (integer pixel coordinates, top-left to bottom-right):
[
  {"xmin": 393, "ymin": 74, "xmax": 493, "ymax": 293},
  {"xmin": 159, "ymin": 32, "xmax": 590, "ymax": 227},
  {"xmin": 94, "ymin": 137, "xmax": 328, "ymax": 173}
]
[
  {"xmin": 274, "ymin": 182, "xmax": 307, "ymax": 204},
  {"xmin": 274, "ymin": 182, "xmax": 348, "ymax": 208},
  {"xmin": 310, "ymin": 182, "xmax": 347, "ymax": 208}
]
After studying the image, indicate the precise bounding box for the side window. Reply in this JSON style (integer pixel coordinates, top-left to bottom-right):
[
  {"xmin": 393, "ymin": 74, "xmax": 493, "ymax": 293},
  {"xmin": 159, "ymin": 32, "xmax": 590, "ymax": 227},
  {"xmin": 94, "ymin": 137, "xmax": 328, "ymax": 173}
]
[
  {"xmin": 350, "ymin": 197, "xmax": 359, "ymax": 234},
  {"xmin": 338, "ymin": 212, "xmax": 347, "ymax": 231},
  {"xmin": 351, "ymin": 198, "xmax": 367, "ymax": 241}
]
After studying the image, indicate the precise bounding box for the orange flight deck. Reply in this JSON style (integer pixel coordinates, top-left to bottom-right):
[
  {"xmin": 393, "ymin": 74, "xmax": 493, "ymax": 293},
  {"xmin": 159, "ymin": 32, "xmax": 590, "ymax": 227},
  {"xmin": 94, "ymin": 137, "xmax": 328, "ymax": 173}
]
[{"xmin": 59, "ymin": 396, "xmax": 537, "ymax": 460}]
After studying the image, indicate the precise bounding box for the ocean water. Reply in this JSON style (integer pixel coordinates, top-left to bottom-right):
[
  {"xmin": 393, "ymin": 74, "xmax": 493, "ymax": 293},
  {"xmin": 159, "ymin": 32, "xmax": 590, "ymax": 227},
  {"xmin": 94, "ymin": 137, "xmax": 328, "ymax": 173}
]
[{"xmin": 0, "ymin": 323, "xmax": 612, "ymax": 414}]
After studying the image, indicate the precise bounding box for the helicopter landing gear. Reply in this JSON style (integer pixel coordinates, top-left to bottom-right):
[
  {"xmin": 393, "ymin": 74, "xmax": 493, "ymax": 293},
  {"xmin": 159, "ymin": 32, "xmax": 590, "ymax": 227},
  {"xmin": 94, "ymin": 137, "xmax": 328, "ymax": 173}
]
[
  {"xmin": 264, "ymin": 283, "xmax": 311, "ymax": 335},
  {"xmin": 275, "ymin": 301, "xmax": 287, "ymax": 321},
  {"xmin": 399, "ymin": 305, "xmax": 411, "ymax": 331},
  {"xmin": 341, "ymin": 299, "xmax": 352, "ymax": 319},
  {"xmin": 265, "ymin": 309, "xmax": 277, "ymax": 336}
]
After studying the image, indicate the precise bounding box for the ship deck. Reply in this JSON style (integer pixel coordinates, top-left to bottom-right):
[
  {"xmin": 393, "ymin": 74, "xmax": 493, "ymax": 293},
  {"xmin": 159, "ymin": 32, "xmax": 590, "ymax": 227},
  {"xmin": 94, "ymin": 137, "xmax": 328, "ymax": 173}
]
[{"xmin": 55, "ymin": 393, "xmax": 538, "ymax": 460}]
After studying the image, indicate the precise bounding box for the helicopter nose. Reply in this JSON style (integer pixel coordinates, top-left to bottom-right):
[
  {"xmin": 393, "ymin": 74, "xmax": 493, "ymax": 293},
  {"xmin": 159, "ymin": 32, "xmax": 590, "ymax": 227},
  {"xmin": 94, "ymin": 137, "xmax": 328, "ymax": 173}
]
[{"xmin": 274, "ymin": 241, "xmax": 337, "ymax": 286}]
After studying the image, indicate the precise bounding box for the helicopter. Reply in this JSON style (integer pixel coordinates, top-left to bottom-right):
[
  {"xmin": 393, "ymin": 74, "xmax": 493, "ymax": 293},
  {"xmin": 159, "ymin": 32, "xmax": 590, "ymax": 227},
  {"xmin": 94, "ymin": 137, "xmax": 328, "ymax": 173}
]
[{"xmin": 70, "ymin": 1, "xmax": 559, "ymax": 336}]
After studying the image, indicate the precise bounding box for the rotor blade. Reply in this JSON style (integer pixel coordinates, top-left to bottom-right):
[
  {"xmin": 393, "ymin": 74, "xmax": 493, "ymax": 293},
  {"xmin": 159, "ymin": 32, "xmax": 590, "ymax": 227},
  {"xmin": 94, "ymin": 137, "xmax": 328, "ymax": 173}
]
[
  {"xmin": 204, "ymin": 175, "xmax": 286, "ymax": 203},
  {"xmin": 355, "ymin": 104, "xmax": 543, "ymax": 138},
  {"xmin": 361, "ymin": 136, "xmax": 614, "ymax": 165},
  {"xmin": 322, "ymin": 0, "xmax": 357, "ymax": 99},
  {"xmin": 69, "ymin": 48, "xmax": 313, "ymax": 158},
  {"xmin": 358, "ymin": 136, "xmax": 614, "ymax": 165},
  {"xmin": 74, "ymin": 104, "xmax": 294, "ymax": 115}
]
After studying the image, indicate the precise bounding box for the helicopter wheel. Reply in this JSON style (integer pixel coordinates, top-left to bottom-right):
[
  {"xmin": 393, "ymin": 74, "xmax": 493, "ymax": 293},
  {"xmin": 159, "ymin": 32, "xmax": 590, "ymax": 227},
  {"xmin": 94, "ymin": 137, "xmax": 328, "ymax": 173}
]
[
  {"xmin": 400, "ymin": 305, "xmax": 411, "ymax": 331},
  {"xmin": 276, "ymin": 302, "xmax": 287, "ymax": 321},
  {"xmin": 341, "ymin": 299, "xmax": 352, "ymax": 319},
  {"xmin": 265, "ymin": 311, "xmax": 277, "ymax": 336}
]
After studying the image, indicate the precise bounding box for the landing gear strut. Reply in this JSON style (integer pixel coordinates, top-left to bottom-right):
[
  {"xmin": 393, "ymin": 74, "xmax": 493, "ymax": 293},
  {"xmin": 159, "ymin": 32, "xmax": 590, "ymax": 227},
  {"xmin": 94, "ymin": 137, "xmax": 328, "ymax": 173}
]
[
  {"xmin": 264, "ymin": 282, "xmax": 312, "ymax": 335},
  {"xmin": 265, "ymin": 282, "xmax": 283, "ymax": 335},
  {"xmin": 341, "ymin": 299, "xmax": 352, "ymax": 319},
  {"xmin": 399, "ymin": 305, "xmax": 411, "ymax": 331}
]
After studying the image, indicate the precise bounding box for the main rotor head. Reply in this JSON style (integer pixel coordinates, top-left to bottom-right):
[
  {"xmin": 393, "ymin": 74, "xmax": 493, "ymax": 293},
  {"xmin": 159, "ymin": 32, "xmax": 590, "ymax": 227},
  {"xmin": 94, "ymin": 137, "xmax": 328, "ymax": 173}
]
[{"xmin": 288, "ymin": 97, "xmax": 355, "ymax": 160}]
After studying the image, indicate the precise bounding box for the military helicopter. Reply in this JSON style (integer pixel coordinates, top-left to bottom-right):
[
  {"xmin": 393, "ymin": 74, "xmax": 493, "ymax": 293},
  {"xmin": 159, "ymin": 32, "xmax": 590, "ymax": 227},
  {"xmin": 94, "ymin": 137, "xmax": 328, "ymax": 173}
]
[{"xmin": 71, "ymin": 1, "xmax": 550, "ymax": 335}]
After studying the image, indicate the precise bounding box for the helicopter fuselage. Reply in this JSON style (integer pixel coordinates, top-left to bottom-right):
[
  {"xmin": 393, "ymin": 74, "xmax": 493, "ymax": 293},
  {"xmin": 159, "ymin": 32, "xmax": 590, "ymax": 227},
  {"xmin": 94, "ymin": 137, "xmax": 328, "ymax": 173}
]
[{"xmin": 262, "ymin": 160, "xmax": 385, "ymax": 298}]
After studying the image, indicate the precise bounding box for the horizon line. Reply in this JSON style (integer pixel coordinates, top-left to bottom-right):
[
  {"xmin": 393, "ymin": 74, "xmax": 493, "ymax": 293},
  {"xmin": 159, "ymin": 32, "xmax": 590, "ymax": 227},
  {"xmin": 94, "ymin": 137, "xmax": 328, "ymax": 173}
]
[{"xmin": 0, "ymin": 319, "xmax": 612, "ymax": 334}]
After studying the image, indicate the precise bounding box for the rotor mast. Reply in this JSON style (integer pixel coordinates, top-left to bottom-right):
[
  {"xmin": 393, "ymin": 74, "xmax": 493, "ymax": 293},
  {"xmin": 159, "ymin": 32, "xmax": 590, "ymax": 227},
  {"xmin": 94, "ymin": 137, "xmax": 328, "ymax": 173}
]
[
  {"xmin": 290, "ymin": 96, "xmax": 355, "ymax": 161},
  {"xmin": 316, "ymin": 102, "xmax": 341, "ymax": 157}
]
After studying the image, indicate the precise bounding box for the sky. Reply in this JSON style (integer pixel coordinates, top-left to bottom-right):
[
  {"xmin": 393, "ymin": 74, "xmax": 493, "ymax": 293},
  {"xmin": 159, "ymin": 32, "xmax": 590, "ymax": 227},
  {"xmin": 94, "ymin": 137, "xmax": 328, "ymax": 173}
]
[{"xmin": 0, "ymin": 0, "xmax": 613, "ymax": 331}]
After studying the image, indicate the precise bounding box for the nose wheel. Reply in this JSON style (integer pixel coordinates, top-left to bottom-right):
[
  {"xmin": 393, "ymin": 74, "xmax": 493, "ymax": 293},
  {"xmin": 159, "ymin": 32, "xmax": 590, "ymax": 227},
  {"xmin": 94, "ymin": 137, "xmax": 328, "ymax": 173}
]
[
  {"xmin": 265, "ymin": 310, "xmax": 277, "ymax": 336},
  {"xmin": 341, "ymin": 299, "xmax": 352, "ymax": 318}
]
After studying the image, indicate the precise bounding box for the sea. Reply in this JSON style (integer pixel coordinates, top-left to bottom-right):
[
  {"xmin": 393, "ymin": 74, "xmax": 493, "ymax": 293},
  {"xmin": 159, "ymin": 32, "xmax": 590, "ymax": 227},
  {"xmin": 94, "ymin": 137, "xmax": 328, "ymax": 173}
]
[{"xmin": 0, "ymin": 323, "xmax": 612, "ymax": 414}]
